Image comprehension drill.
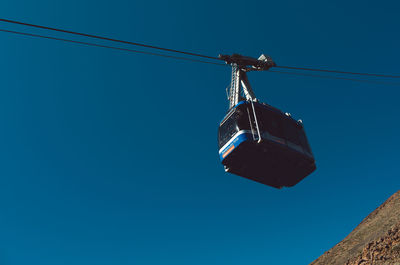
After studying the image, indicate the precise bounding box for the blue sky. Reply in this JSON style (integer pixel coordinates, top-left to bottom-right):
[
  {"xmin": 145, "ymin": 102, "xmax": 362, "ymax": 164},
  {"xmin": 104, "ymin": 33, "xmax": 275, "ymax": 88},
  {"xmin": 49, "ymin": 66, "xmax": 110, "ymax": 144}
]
[{"xmin": 0, "ymin": 0, "xmax": 399, "ymax": 264}]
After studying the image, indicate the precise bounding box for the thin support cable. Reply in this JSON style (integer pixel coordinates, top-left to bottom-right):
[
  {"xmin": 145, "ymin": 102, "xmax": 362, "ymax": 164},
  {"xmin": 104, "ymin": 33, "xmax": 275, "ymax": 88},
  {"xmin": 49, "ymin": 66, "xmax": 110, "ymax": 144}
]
[
  {"xmin": 275, "ymin": 65, "xmax": 400, "ymax": 79},
  {"xmin": 0, "ymin": 29, "xmax": 226, "ymax": 66},
  {"xmin": 0, "ymin": 18, "xmax": 221, "ymax": 61},
  {"xmin": 269, "ymin": 70, "xmax": 400, "ymax": 86}
]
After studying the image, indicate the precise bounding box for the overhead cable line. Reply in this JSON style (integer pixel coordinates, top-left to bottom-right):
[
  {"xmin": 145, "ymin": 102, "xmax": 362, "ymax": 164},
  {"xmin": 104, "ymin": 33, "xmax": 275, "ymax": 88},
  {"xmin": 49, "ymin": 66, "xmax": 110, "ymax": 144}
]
[
  {"xmin": 0, "ymin": 29, "xmax": 226, "ymax": 66},
  {"xmin": 269, "ymin": 70, "xmax": 400, "ymax": 86},
  {"xmin": 1, "ymin": 18, "xmax": 399, "ymax": 79},
  {"xmin": 2, "ymin": 28, "xmax": 400, "ymax": 86},
  {"xmin": 0, "ymin": 18, "xmax": 220, "ymax": 61},
  {"xmin": 275, "ymin": 65, "xmax": 400, "ymax": 79}
]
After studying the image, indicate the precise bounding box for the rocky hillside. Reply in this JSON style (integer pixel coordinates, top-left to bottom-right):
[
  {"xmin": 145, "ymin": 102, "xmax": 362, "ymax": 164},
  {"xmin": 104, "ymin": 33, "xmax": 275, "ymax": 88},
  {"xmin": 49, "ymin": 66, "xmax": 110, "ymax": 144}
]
[{"xmin": 311, "ymin": 191, "xmax": 400, "ymax": 265}]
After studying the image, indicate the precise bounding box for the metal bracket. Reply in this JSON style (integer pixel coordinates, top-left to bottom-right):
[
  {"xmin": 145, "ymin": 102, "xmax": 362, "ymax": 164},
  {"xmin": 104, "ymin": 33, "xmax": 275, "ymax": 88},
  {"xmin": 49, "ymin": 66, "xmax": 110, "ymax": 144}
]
[
  {"xmin": 240, "ymin": 70, "xmax": 256, "ymax": 102},
  {"xmin": 220, "ymin": 54, "xmax": 275, "ymax": 109}
]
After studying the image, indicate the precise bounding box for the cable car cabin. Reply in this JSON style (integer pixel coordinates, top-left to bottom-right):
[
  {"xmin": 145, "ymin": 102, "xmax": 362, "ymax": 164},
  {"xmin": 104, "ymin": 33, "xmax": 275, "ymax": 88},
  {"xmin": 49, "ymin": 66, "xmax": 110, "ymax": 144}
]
[{"xmin": 218, "ymin": 101, "xmax": 316, "ymax": 188}]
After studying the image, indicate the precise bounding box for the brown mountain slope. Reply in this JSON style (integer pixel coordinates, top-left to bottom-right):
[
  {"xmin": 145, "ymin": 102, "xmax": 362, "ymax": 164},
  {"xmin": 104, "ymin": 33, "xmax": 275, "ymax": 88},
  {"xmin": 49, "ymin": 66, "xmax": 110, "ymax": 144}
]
[{"xmin": 311, "ymin": 191, "xmax": 400, "ymax": 265}]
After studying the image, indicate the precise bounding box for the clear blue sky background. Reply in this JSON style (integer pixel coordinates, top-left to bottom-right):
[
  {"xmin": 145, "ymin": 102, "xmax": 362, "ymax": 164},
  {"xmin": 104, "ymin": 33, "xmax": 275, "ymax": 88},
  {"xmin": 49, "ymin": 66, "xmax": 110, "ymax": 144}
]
[{"xmin": 0, "ymin": 1, "xmax": 399, "ymax": 264}]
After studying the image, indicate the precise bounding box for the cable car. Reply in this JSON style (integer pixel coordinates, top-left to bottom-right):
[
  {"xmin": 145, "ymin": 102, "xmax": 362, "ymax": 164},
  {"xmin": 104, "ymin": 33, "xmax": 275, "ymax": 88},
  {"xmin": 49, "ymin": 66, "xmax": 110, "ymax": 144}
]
[
  {"xmin": 218, "ymin": 53, "xmax": 316, "ymax": 188},
  {"xmin": 218, "ymin": 100, "xmax": 316, "ymax": 188}
]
